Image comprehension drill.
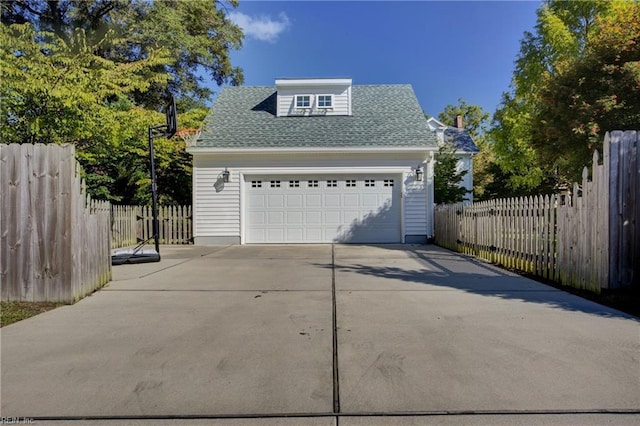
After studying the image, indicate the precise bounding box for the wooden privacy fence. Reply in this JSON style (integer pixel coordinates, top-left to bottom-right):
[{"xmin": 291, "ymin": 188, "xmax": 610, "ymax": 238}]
[
  {"xmin": 435, "ymin": 130, "xmax": 638, "ymax": 292},
  {"xmin": 608, "ymin": 131, "xmax": 639, "ymax": 290},
  {"xmin": 1, "ymin": 144, "xmax": 111, "ymax": 302},
  {"xmin": 111, "ymin": 205, "xmax": 192, "ymax": 248}
]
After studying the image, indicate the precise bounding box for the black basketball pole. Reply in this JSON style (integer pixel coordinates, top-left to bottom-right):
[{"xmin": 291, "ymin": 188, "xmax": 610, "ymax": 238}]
[
  {"xmin": 148, "ymin": 126, "xmax": 160, "ymax": 255},
  {"xmin": 112, "ymin": 96, "xmax": 175, "ymax": 265}
]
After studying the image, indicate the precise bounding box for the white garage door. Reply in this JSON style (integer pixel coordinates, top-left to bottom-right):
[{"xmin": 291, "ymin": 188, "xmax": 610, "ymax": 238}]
[{"xmin": 246, "ymin": 175, "xmax": 401, "ymax": 243}]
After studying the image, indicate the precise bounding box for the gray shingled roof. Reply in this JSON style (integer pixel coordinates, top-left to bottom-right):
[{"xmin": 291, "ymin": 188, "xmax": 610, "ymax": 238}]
[
  {"xmin": 193, "ymin": 85, "xmax": 438, "ymax": 149},
  {"xmin": 444, "ymin": 127, "xmax": 479, "ymax": 153}
]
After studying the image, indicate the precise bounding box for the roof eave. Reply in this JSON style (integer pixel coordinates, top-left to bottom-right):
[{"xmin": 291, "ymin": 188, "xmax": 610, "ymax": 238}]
[{"xmin": 186, "ymin": 146, "xmax": 438, "ymax": 155}]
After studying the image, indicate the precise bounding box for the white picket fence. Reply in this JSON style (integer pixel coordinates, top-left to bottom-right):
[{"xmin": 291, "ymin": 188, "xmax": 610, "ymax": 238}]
[
  {"xmin": 435, "ymin": 131, "xmax": 638, "ymax": 292},
  {"xmin": 111, "ymin": 205, "xmax": 192, "ymax": 249}
]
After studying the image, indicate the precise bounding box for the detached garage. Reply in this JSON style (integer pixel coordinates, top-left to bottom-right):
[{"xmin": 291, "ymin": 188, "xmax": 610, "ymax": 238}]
[{"xmin": 187, "ymin": 78, "xmax": 440, "ymax": 244}]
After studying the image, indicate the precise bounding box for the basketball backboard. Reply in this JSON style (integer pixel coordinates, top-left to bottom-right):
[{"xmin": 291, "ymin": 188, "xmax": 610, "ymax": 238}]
[{"xmin": 165, "ymin": 95, "xmax": 177, "ymax": 138}]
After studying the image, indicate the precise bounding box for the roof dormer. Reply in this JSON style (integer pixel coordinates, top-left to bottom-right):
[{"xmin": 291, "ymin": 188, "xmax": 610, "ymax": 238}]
[{"xmin": 275, "ymin": 78, "xmax": 352, "ymax": 117}]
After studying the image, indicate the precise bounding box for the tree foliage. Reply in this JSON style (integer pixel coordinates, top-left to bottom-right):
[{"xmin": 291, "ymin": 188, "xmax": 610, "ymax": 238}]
[
  {"xmin": 438, "ymin": 98, "xmax": 489, "ymax": 138},
  {"xmin": 532, "ymin": 1, "xmax": 640, "ymax": 183},
  {"xmin": 490, "ymin": 0, "xmax": 633, "ymax": 192},
  {"xmin": 1, "ymin": 0, "xmax": 244, "ymax": 106},
  {"xmin": 434, "ymin": 141, "xmax": 470, "ymax": 205},
  {"xmin": 1, "ymin": 1, "xmax": 243, "ymax": 205},
  {"xmin": 0, "ymin": 23, "xmax": 171, "ymax": 146}
]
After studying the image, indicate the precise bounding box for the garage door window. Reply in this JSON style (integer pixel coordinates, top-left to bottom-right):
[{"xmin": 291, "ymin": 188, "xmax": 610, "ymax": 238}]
[
  {"xmin": 384, "ymin": 179, "xmax": 394, "ymax": 187},
  {"xmin": 327, "ymin": 180, "xmax": 337, "ymax": 187},
  {"xmin": 346, "ymin": 180, "xmax": 356, "ymax": 187},
  {"xmin": 289, "ymin": 180, "xmax": 300, "ymax": 188},
  {"xmin": 270, "ymin": 180, "xmax": 281, "ymax": 188},
  {"xmin": 251, "ymin": 180, "xmax": 262, "ymax": 188},
  {"xmin": 308, "ymin": 180, "xmax": 319, "ymax": 187},
  {"xmin": 365, "ymin": 179, "xmax": 376, "ymax": 187}
]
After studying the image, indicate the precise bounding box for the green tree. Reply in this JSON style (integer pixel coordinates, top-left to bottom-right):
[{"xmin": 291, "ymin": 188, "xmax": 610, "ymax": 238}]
[
  {"xmin": 532, "ymin": 1, "xmax": 640, "ymax": 183},
  {"xmin": 0, "ymin": 23, "xmax": 171, "ymax": 145},
  {"xmin": 434, "ymin": 141, "xmax": 470, "ymax": 205},
  {"xmin": 438, "ymin": 98, "xmax": 489, "ymax": 137},
  {"xmin": 1, "ymin": 1, "xmax": 243, "ymax": 204},
  {"xmin": 0, "ymin": 22, "xmax": 171, "ymax": 201},
  {"xmin": 1, "ymin": 0, "xmax": 244, "ymax": 106},
  {"xmin": 437, "ymin": 99, "xmax": 501, "ymax": 201},
  {"xmin": 491, "ymin": 0, "xmax": 616, "ymax": 192}
]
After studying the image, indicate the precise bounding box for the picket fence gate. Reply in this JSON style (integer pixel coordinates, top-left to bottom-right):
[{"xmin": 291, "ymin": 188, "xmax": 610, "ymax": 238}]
[{"xmin": 111, "ymin": 205, "xmax": 192, "ymax": 249}]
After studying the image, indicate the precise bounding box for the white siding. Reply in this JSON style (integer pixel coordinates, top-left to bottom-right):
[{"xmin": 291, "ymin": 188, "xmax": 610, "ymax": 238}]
[
  {"xmin": 277, "ymin": 86, "xmax": 350, "ymax": 117},
  {"xmin": 425, "ymin": 154, "xmax": 436, "ymax": 237},
  {"xmin": 404, "ymin": 178, "xmax": 428, "ymax": 237},
  {"xmin": 192, "ymin": 152, "xmax": 433, "ymax": 244},
  {"xmin": 193, "ymin": 160, "xmax": 240, "ymax": 239}
]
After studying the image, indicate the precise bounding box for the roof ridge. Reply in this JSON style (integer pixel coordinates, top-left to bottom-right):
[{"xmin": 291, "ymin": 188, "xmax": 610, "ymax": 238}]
[{"xmin": 221, "ymin": 84, "xmax": 413, "ymax": 89}]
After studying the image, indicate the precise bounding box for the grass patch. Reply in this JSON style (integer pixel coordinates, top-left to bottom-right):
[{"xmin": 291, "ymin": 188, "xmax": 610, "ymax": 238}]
[{"xmin": 1, "ymin": 301, "xmax": 65, "ymax": 327}]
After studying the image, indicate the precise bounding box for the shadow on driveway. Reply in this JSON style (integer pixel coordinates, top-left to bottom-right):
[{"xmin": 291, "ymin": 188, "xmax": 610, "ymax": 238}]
[{"xmin": 324, "ymin": 244, "xmax": 638, "ymax": 322}]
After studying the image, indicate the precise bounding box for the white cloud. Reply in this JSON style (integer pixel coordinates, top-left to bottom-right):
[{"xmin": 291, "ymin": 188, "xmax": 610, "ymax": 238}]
[{"xmin": 229, "ymin": 11, "xmax": 291, "ymax": 43}]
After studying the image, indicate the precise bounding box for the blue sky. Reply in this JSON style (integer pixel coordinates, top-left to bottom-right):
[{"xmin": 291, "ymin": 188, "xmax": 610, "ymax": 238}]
[{"xmin": 223, "ymin": 1, "xmax": 541, "ymax": 118}]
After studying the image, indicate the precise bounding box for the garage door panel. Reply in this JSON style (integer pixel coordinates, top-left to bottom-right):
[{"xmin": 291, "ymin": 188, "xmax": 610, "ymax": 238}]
[
  {"xmin": 325, "ymin": 211, "xmax": 341, "ymax": 225},
  {"xmin": 267, "ymin": 194, "xmax": 284, "ymax": 208},
  {"xmin": 343, "ymin": 210, "xmax": 361, "ymax": 223},
  {"xmin": 306, "ymin": 194, "xmax": 322, "ymax": 208},
  {"xmin": 267, "ymin": 228, "xmax": 285, "ymax": 241},
  {"xmin": 248, "ymin": 228, "xmax": 265, "ymax": 242},
  {"xmin": 248, "ymin": 211, "xmax": 266, "ymax": 225},
  {"xmin": 287, "ymin": 228, "xmax": 303, "ymax": 241},
  {"xmin": 362, "ymin": 193, "xmax": 379, "ymax": 207},
  {"xmin": 325, "ymin": 194, "xmax": 341, "ymax": 207},
  {"xmin": 306, "ymin": 228, "xmax": 323, "ymax": 241},
  {"xmin": 246, "ymin": 175, "xmax": 400, "ymax": 243},
  {"xmin": 286, "ymin": 194, "xmax": 303, "ymax": 208},
  {"xmin": 287, "ymin": 211, "xmax": 303, "ymax": 225},
  {"xmin": 306, "ymin": 211, "xmax": 322, "ymax": 225},
  {"xmin": 343, "ymin": 194, "xmax": 359, "ymax": 208},
  {"xmin": 267, "ymin": 211, "xmax": 284, "ymax": 225},
  {"xmin": 248, "ymin": 194, "xmax": 266, "ymax": 208}
]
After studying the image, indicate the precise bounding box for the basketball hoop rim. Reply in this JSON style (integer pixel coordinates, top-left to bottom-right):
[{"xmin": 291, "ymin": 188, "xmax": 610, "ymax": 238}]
[{"xmin": 174, "ymin": 128, "xmax": 201, "ymax": 144}]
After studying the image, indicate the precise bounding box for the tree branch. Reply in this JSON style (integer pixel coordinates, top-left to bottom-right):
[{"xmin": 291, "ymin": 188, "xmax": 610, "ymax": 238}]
[{"xmin": 16, "ymin": 0, "xmax": 45, "ymax": 18}]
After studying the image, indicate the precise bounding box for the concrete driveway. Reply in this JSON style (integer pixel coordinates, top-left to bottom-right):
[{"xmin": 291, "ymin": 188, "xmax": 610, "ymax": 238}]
[{"xmin": 1, "ymin": 244, "xmax": 639, "ymax": 425}]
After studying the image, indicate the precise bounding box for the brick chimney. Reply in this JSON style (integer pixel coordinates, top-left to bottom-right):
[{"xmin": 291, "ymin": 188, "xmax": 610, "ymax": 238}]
[{"xmin": 454, "ymin": 115, "xmax": 463, "ymax": 129}]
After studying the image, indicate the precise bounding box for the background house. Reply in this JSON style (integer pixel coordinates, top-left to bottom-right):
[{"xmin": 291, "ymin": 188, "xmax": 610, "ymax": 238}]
[
  {"xmin": 425, "ymin": 116, "xmax": 479, "ymax": 203},
  {"xmin": 187, "ymin": 78, "xmax": 443, "ymax": 244}
]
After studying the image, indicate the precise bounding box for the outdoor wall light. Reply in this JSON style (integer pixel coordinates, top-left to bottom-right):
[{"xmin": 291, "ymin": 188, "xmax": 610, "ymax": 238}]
[
  {"xmin": 222, "ymin": 168, "xmax": 230, "ymax": 183},
  {"xmin": 415, "ymin": 166, "xmax": 423, "ymax": 181}
]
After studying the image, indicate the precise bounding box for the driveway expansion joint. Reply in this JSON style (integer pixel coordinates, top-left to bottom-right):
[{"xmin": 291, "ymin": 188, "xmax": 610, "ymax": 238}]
[
  {"xmin": 332, "ymin": 243, "xmax": 341, "ymax": 414},
  {"xmin": 27, "ymin": 408, "xmax": 640, "ymax": 421}
]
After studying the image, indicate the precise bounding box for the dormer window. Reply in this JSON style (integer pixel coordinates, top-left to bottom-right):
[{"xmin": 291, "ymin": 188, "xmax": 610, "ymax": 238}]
[
  {"xmin": 295, "ymin": 95, "xmax": 311, "ymax": 108},
  {"xmin": 317, "ymin": 95, "xmax": 333, "ymax": 108},
  {"xmin": 275, "ymin": 78, "xmax": 352, "ymax": 117}
]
